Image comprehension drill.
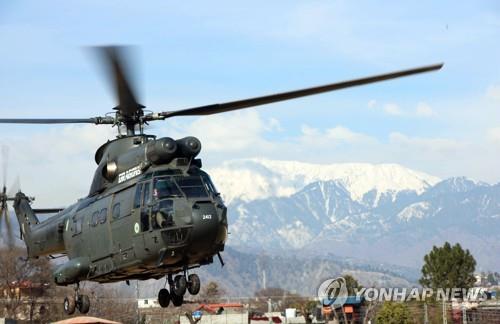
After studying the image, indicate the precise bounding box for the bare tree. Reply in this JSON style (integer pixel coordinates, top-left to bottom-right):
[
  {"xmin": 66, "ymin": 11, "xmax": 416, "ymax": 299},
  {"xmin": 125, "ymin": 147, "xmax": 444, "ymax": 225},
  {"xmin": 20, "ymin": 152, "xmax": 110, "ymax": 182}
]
[
  {"xmin": 84, "ymin": 285, "xmax": 137, "ymax": 323},
  {"xmin": 0, "ymin": 246, "xmax": 52, "ymax": 319},
  {"xmin": 199, "ymin": 281, "xmax": 226, "ymax": 303}
]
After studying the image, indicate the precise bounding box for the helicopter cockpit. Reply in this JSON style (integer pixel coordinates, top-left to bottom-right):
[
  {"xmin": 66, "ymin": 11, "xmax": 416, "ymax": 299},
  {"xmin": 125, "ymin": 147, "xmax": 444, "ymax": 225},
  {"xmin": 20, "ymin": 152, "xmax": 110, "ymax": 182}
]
[{"xmin": 138, "ymin": 171, "xmax": 221, "ymax": 232}]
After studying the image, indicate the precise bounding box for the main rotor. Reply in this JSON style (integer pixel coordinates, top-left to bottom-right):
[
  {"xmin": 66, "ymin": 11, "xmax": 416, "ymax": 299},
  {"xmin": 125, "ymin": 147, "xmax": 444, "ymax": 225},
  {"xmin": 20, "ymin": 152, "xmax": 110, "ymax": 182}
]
[{"xmin": 0, "ymin": 46, "xmax": 443, "ymax": 136}]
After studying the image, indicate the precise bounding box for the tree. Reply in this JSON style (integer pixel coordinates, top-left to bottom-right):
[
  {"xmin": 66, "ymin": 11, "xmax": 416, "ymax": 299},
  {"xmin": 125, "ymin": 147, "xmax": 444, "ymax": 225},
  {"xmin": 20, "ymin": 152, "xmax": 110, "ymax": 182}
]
[
  {"xmin": 290, "ymin": 299, "xmax": 317, "ymax": 324},
  {"xmin": 375, "ymin": 302, "xmax": 413, "ymax": 324},
  {"xmin": 420, "ymin": 242, "xmax": 476, "ymax": 290},
  {"xmin": 487, "ymin": 272, "xmax": 498, "ymax": 286},
  {"xmin": 254, "ymin": 287, "xmax": 288, "ymax": 299},
  {"xmin": 343, "ymin": 274, "xmax": 362, "ymax": 295},
  {"xmin": 0, "ymin": 246, "xmax": 53, "ymax": 320},
  {"xmin": 199, "ymin": 281, "xmax": 226, "ymax": 303}
]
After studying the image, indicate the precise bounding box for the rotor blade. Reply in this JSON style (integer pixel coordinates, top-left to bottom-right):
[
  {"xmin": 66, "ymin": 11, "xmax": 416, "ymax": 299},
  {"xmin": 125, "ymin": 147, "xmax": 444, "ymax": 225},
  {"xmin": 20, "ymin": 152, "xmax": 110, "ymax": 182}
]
[
  {"xmin": 0, "ymin": 204, "xmax": 3, "ymax": 235},
  {"xmin": 160, "ymin": 63, "xmax": 443, "ymax": 118},
  {"xmin": 7, "ymin": 175, "xmax": 20, "ymax": 197},
  {"xmin": 1, "ymin": 145, "xmax": 7, "ymax": 189},
  {"xmin": 4, "ymin": 203, "xmax": 14, "ymax": 246},
  {"xmin": 0, "ymin": 118, "xmax": 97, "ymax": 124},
  {"xmin": 97, "ymin": 46, "xmax": 143, "ymax": 118},
  {"xmin": 33, "ymin": 208, "xmax": 64, "ymax": 214}
]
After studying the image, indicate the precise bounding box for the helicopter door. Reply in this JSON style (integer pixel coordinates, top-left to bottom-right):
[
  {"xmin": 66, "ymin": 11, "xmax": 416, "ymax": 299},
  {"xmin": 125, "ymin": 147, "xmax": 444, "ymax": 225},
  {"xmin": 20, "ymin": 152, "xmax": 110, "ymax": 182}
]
[
  {"xmin": 131, "ymin": 182, "xmax": 152, "ymax": 258},
  {"xmin": 137, "ymin": 181, "xmax": 163, "ymax": 256},
  {"xmin": 110, "ymin": 186, "xmax": 135, "ymax": 266},
  {"xmin": 141, "ymin": 182, "xmax": 151, "ymax": 231}
]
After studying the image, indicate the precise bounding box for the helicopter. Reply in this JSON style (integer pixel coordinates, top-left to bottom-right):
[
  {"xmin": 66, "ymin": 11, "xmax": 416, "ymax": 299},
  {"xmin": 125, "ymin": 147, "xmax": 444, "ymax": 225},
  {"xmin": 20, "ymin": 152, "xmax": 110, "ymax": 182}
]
[{"xmin": 0, "ymin": 46, "xmax": 442, "ymax": 314}]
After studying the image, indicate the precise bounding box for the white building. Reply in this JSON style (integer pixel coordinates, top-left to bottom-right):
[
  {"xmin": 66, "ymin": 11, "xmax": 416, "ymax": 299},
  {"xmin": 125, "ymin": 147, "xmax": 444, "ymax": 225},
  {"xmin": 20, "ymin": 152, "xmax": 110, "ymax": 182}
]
[{"xmin": 137, "ymin": 298, "xmax": 160, "ymax": 309}]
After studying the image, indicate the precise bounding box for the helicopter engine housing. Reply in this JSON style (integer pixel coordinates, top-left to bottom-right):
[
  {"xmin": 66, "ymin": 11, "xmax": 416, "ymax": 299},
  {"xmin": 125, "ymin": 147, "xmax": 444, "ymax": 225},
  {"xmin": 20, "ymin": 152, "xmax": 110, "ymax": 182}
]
[{"xmin": 146, "ymin": 137, "xmax": 177, "ymax": 164}]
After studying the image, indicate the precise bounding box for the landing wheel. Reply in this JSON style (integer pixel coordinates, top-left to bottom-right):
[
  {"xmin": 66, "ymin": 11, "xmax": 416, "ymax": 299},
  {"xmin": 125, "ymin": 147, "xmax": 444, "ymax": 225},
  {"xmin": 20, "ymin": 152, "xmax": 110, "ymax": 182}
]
[
  {"xmin": 158, "ymin": 288, "xmax": 170, "ymax": 308},
  {"xmin": 187, "ymin": 274, "xmax": 200, "ymax": 295},
  {"xmin": 172, "ymin": 275, "xmax": 187, "ymax": 296},
  {"xmin": 171, "ymin": 292, "xmax": 184, "ymax": 307},
  {"xmin": 63, "ymin": 296, "xmax": 76, "ymax": 315},
  {"xmin": 77, "ymin": 294, "xmax": 90, "ymax": 314}
]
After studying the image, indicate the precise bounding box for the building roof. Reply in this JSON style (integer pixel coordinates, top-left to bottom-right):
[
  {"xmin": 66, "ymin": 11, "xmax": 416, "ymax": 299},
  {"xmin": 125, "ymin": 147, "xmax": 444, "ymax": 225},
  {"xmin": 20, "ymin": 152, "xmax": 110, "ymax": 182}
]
[
  {"xmin": 322, "ymin": 295, "xmax": 364, "ymax": 306},
  {"xmin": 250, "ymin": 316, "xmax": 282, "ymax": 323},
  {"xmin": 51, "ymin": 316, "xmax": 121, "ymax": 324},
  {"xmin": 196, "ymin": 303, "xmax": 244, "ymax": 314}
]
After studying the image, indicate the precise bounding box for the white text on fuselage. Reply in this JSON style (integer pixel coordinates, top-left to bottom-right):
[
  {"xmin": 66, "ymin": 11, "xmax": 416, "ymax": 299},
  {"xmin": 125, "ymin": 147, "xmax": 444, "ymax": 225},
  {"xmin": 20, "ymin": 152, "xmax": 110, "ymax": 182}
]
[{"xmin": 118, "ymin": 166, "xmax": 142, "ymax": 183}]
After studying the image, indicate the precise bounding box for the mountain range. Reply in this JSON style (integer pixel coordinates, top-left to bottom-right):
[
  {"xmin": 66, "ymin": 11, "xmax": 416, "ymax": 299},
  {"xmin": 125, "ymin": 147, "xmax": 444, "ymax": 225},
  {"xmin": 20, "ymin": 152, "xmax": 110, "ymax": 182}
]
[{"xmin": 209, "ymin": 159, "xmax": 500, "ymax": 271}]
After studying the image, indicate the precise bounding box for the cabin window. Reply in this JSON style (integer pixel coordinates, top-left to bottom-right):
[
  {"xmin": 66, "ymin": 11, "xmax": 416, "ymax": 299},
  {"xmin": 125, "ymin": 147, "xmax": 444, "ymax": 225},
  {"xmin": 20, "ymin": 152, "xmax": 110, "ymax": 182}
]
[
  {"xmin": 99, "ymin": 208, "xmax": 107, "ymax": 224},
  {"xmin": 112, "ymin": 203, "xmax": 121, "ymax": 219},
  {"xmin": 73, "ymin": 217, "xmax": 82, "ymax": 235},
  {"xmin": 134, "ymin": 184, "xmax": 143, "ymax": 208},
  {"xmin": 143, "ymin": 183, "xmax": 151, "ymax": 206},
  {"xmin": 91, "ymin": 211, "xmax": 99, "ymax": 226}
]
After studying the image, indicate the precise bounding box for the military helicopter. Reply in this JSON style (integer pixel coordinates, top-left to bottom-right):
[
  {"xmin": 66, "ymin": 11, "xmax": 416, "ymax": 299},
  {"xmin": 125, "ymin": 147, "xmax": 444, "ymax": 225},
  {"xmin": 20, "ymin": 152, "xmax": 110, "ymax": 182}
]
[{"xmin": 0, "ymin": 46, "xmax": 442, "ymax": 314}]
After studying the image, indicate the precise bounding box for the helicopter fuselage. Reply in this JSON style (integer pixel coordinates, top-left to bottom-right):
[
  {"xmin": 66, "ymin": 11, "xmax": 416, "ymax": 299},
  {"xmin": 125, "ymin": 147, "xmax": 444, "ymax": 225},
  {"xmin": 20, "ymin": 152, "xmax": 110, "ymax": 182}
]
[{"xmin": 14, "ymin": 135, "xmax": 228, "ymax": 285}]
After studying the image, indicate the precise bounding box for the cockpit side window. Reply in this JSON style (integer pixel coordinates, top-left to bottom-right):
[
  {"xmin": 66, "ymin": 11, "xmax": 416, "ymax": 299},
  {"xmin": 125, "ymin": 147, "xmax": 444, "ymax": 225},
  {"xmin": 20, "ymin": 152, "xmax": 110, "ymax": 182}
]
[
  {"xmin": 134, "ymin": 183, "xmax": 143, "ymax": 208},
  {"xmin": 201, "ymin": 173, "xmax": 219, "ymax": 195},
  {"xmin": 143, "ymin": 183, "xmax": 151, "ymax": 206}
]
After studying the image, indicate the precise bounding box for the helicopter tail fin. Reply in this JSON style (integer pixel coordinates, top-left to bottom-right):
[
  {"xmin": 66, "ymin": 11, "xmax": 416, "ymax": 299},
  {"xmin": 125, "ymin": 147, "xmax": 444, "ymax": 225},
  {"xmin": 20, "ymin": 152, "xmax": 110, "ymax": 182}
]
[{"xmin": 12, "ymin": 192, "xmax": 39, "ymax": 254}]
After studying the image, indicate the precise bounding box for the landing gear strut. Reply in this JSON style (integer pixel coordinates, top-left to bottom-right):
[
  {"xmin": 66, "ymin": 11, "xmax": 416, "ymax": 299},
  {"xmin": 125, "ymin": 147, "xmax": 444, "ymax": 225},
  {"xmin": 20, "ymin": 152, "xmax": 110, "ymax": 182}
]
[
  {"xmin": 63, "ymin": 283, "xmax": 90, "ymax": 315},
  {"xmin": 157, "ymin": 273, "xmax": 201, "ymax": 308}
]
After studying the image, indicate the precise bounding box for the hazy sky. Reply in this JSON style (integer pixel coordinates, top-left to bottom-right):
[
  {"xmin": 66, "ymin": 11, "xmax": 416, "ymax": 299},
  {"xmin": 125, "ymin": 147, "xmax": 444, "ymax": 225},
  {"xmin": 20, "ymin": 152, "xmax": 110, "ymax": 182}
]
[{"xmin": 1, "ymin": 1, "xmax": 500, "ymax": 206}]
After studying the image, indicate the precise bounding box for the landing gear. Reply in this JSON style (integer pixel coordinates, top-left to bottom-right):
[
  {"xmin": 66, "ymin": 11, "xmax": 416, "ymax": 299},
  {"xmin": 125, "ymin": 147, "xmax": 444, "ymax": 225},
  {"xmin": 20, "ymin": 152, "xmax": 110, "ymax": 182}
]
[
  {"xmin": 157, "ymin": 272, "xmax": 200, "ymax": 308},
  {"xmin": 171, "ymin": 292, "xmax": 184, "ymax": 307},
  {"xmin": 63, "ymin": 283, "xmax": 90, "ymax": 315},
  {"xmin": 172, "ymin": 275, "xmax": 187, "ymax": 296},
  {"xmin": 78, "ymin": 294, "xmax": 90, "ymax": 314},
  {"xmin": 187, "ymin": 274, "xmax": 200, "ymax": 295},
  {"xmin": 168, "ymin": 274, "xmax": 185, "ymax": 308},
  {"xmin": 63, "ymin": 296, "xmax": 76, "ymax": 315},
  {"xmin": 158, "ymin": 288, "xmax": 170, "ymax": 308}
]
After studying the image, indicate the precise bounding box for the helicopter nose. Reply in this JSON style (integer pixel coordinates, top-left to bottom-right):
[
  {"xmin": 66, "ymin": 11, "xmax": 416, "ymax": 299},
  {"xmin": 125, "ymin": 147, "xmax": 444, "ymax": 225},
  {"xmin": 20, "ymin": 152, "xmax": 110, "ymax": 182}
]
[{"xmin": 190, "ymin": 202, "xmax": 220, "ymax": 248}]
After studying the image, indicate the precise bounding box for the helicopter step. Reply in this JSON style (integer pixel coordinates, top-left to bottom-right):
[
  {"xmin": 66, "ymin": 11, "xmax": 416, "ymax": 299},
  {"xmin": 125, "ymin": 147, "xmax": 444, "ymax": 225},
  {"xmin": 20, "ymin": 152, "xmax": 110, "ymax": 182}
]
[
  {"xmin": 63, "ymin": 283, "xmax": 90, "ymax": 315},
  {"xmin": 158, "ymin": 273, "xmax": 200, "ymax": 307}
]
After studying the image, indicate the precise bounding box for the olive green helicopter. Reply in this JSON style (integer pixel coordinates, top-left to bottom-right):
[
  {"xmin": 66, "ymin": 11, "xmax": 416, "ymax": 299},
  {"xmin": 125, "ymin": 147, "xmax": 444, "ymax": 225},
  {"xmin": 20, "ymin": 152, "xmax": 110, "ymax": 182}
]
[{"xmin": 0, "ymin": 46, "xmax": 442, "ymax": 314}]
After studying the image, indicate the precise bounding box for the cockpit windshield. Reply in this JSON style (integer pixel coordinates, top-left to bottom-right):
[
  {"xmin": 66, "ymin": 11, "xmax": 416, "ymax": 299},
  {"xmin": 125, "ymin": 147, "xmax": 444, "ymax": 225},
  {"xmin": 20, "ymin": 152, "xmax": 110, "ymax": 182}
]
[
  {"xmin": 200, "ymin": 172, "xmax": 219, "ymax": 195},
  {"xmin": 153, "ymin": 177, "xmax": 182, "ymax": 199},
  {"xmin": 153, "ymin": 175, "xmax": 210, "ymax": 199},
  {"xmin": 175, "ymin": 176, "xmax": 209, "ymax": 198}
]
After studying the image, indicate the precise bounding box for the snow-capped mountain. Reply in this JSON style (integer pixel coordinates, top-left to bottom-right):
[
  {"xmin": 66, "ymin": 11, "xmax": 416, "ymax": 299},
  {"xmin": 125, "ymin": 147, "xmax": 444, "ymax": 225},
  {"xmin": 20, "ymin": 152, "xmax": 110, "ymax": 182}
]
[
  {"xmin": 209, "ymin": 158, "xmax": 440, "ymax": 206},
  {"xmin": 210, "ymin": 160, "xmax": 500, "ymax": 271}
]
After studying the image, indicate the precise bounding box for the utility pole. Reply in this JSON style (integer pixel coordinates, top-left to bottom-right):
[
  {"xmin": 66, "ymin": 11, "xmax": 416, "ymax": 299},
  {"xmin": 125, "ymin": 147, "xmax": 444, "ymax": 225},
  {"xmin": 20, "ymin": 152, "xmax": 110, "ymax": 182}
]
[
  {"xmin": 424, "ymin": 303, "xmax": 429, "ymax": 324},
  {"xmin": 136, "ymin": 280, "xmax": 140, "ymax": 324},
  {"xmin": 29, "ymin": 285, "xmax": 34, "ymax": 324},
  {"xmin": 462, "ymin": 305, "xmax": 467, "ymax": 324},
  {"xmin": 442, "ymin": 300, "xmax": 447, "ymax": 324},
  {"xmin": 268, "ymin": 298, "xmax": 272, "ymax": 324}
]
